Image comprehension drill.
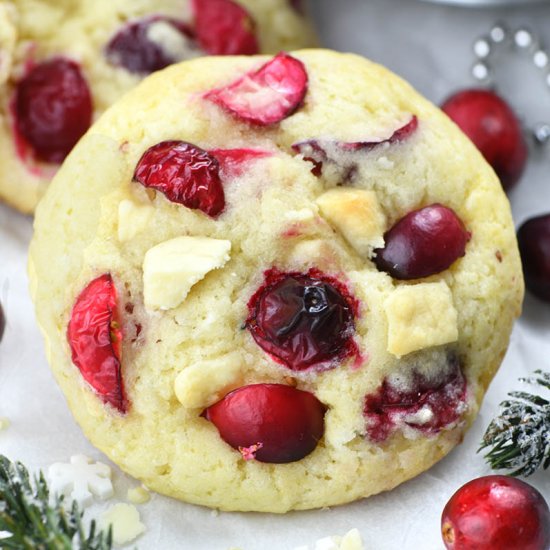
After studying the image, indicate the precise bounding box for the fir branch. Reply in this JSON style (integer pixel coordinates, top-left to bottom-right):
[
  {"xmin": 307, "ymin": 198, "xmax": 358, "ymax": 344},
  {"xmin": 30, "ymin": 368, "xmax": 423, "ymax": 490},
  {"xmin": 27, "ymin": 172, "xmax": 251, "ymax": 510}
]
[
  {"xmin": 479, "ymin": 370, "xmax": 550, "ymax": 477},
  {"xmin": 0, "ymin": 455, "xmax": 112, "ymax": 550}
]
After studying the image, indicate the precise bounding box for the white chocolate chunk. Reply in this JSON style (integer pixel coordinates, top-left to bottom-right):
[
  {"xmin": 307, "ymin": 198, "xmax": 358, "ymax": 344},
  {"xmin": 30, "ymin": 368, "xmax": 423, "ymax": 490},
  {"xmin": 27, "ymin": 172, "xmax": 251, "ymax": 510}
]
[
  {"xmin": 143, "ymin": 236, "xmax": 231, "ymax": 311},
  {"xmin": 99, "ymin": 503, "xmax": 145, "ymax": 546},
  {"xmin": 384, "ymin": 282, "xmax": 458, "ymax": 357},
  {"xmin": 48, "ymin": 455, "xmax": 113, "ymax": 508},
  {"xmin": 294, "ymin": 528, "xmax": 364, "ymax": 550},
  {"xmin": 127, "ymin": 486, "xmax": 151, "ymax": 505},
  {"xmin": 117, "ymin": 199, "xmax": 154, "ymax": 242},
  {"xmin": 174, "ymin": 352, "xmax": 243, "ymax": 408},
  {"xmin": 316, "ymin": 188, "xmax": 386, "ymax": 257},
  {"xmin": 287, "ymin": 239, "xmax": 340, "ymax": 271}
]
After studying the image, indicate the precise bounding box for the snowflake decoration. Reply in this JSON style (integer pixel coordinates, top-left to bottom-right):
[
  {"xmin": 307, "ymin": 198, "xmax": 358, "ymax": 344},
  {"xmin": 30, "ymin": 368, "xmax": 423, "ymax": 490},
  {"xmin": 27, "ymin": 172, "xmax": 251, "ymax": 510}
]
[{"xmin": 48, "ymin": 454, "xmax": 114, "ymax": 507}]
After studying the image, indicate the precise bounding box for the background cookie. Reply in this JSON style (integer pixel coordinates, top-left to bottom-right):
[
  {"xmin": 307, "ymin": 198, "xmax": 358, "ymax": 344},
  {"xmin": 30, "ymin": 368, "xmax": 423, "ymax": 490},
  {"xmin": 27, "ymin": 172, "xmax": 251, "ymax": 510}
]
[
  {"xmin": 0, "ymin": 0, "xmax": 317, "ymax": 213},
  {"xmin": 29, "ymin": 49, "xmax": 523, "ymax": 512}
]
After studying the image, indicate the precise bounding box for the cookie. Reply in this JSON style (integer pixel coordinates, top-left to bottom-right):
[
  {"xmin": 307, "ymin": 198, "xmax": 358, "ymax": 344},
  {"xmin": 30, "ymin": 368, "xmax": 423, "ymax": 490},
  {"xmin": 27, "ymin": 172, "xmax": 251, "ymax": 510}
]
[
  {"xmin": 0, "ymin": 0, "xmax": 316, "ymax": 213},
  {"xmin": 29, "ymin": 50, "xmax": 523, "ymax": 512}
]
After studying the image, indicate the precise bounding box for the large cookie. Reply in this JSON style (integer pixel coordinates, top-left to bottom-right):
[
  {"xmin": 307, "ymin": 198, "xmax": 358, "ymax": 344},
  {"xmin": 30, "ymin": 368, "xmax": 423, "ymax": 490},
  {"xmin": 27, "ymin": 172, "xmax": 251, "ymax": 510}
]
[
  {"xmin": 29, "ymin": 50, "xmax": 523, "ymax": 512},
  {"xmin": 0, "ymin": 0, "xmax": 316, "ymax": 213}
]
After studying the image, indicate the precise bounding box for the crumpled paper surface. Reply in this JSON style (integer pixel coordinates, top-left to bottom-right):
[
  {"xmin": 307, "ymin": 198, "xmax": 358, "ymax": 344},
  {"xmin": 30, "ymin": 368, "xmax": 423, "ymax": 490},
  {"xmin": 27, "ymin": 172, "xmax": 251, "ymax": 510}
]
[{"xmin": 2, "ymin": 1, "xmax": 550, "ymax": 548}]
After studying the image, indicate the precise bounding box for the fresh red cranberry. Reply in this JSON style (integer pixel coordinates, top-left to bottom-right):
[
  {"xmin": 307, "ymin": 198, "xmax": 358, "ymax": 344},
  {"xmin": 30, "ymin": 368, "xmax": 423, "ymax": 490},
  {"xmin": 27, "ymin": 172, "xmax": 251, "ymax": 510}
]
[
  {"xmin": 292, "ymin": 116, "xmax": 418, "ymax": 176},
  {"xmin": 105, "ymin": 16, "xmax": 195, "ymax": 74},
  {"xmin": 441, "ymin": 89, "xmax": 527, "ymax": 191},
  {"xmin": 0, "ymin": 302, "xmax": 5, "ymax": 343},
  {"xmin": 192, "ymin": 0, "xmax": 259, "ymax": 55},
  {"xmin": 134, "ymin": 140, "xmax": 225, "ymax": 217},
  {"xmin": 374, "ymin": 204, "xmax": 470, "ymax": 280},
  {"xmin": 517, "ymin": 213, "xmax": 550, "ymax": 302},
  {"xmin": 67, "ymin": 274, "xmax": 126, "ymax": 413},
  {"xmin": 364, "ymin": 355, "xmax": 466, "ymax": 442},
  {"xmin": 246, "ymin": 269, "xmax": 357, "ymax": 371},
  {"xmin": 14, "ymin": 58, "xmax": 93, "ymax": 164},
  {"xmin": 204, "ymin": 384, "xmax": 326, "ymax": 463},
  {"xmin": 209, "ymin": 148, "xmax": 271, "ymax": 177},
  {"xmin": 205, "ymin": 52, "xmax": 308, "ymax": 125},
  {"xmin": 441, "ymin": 475, "xmax": 550, "ymax": 550}
]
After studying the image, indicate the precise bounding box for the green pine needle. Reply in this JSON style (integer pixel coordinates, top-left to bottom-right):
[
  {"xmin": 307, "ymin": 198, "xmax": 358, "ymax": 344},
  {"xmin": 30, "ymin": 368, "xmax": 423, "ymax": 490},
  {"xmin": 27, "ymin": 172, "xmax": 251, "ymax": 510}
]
[
  {"xmin": 479, "ymin": 370, "xmax": 550, "ymax": 477},
  {"xmin": 0, "ymin": 455, "xmax": 112, "ymax": 550}
]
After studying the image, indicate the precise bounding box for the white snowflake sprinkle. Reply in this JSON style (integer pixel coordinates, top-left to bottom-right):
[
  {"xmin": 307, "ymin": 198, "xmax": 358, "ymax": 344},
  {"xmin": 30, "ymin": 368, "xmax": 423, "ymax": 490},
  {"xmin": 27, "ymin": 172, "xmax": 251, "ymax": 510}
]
[{"xmin": 48, "ymin": 455, "xmax": 114, "ymax": 508}]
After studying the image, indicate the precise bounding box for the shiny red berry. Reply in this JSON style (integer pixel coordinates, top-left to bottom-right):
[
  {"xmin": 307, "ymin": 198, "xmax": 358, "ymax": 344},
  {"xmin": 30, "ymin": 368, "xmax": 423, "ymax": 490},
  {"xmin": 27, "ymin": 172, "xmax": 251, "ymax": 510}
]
[
  {"xmin": 204, "ymin": 384, "xmax": 326, "ymax": 463},
  {"xmin": 364, "ymin": 355, "xmax": 466, "ymax": 442},
  {"xmin": 292, "ymin": 116, "xmax": 418, "ymax": 176},
  {"xmin": 205, "ymin": 52, "xmax": 308, "ymax": 125},
  {"xmin": 441, "ymin": 89, "xmax": 528, "ymax": 191},
  {"xmin": 374, "ymin": 203, "xmax": 470, "ymax": 280},
  {"xmin": 441, "ymin": 475, "xmax": 550, "ymax": 550},
  {"xmin": 133, "ymin": 140, "xmax": 225, "ymax": 217},
  {"xmin": 517, "ymin": 213, "xmax": 550, "ymax": 302},
  {"xmin": 105, "ymin": 16, "xmax": 195, "ymax": 74},
  {"xmin": 192, "ymin": 0, "xmax": 259, "ymax": 55},
  {"xmin": 67, "ymin": 274, "xmax": 126, "ymax": 413},
  {"xmin": 14, "ymin": 58, "xmax": 93, "ymax": 164},
  {"xmin": 246, "ymin": 269, "xmax": 357, "ymax": 371}
]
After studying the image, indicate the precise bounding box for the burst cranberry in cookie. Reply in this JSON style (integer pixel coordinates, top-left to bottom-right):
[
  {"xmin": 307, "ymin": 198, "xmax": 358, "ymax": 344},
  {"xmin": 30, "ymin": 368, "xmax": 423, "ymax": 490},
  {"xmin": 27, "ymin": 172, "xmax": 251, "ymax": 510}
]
[
  {"xmin": 246, "ymin": 269, "xmax": 357, "ymax": 371},
  {"xmin": 205, "ymin": 52, "xmax": 308, "ymax": 125},
  {"xmin": 204, "ymin": 384, "xmax": 326, "ymax": 463},
  {"xmin": 67, "ymin": 274, "xmax": 125, "ymax": 413},
  {"xmin": 14, "ymin": 58, "xmax": 92, "ymax": 164}
]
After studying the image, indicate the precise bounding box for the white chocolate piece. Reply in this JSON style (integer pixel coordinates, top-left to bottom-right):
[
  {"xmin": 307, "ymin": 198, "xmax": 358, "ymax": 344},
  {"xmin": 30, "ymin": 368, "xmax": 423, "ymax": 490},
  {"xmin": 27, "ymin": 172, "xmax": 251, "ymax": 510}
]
[
  {"xmin": 316, "ymin": 188, "xmax": 386, "ymax": 257},
  {"xmin": 99, "ymin": 503, "xmax": 145, "ymax": 546},
  {"xmin": 117, "ymin": 199, "xmax": 155, "ymax": 242},
  {"xmin": 384, "ymin": 282, "xmax": 458, "ymax": 357},
  {"xmin": 294, "ymin": 528, "xmax": 364, "ymax": 550},
  {"xmin": 174, "ymin": 352, "xmax": 243, "ymax": 408},
  {"xmin": 287, "ymin": 239, "xmax": 340, "ymax": 270},
  {"xmin": 143, "ymin": 236, "xmax": 231, "ymax": 311}
]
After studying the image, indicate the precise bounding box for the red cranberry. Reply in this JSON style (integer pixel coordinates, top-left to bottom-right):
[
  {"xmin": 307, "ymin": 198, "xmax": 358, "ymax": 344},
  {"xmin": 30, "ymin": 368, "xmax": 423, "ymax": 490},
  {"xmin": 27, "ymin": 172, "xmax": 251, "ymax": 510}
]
[
  {"xmin": 292, "ymin": 116, "xmax": 418, "ymax": 176},
  {"xmin": 192, "ymin": 0, "xmax": 259, "ymax": 55},
  {"xmin": 204, "ymin": 384, "xmax": 326, "ymax": 463},
  {"xmin": 441, "ymin": 89, "xmax": 528, "ymax": 191},
  {"xmin": 246, "ymin": 269, "xmax": 357, "ymax": 371},
  {"xmin": 374, "ymin": 204, "xmax": 470, "ymax": 280},
  {"xmin": 205, "ymin": 52, "xmax": 308, "ymax": 125},
  {"xmin": 105, "ymin": 16, "xmax": 195, "ymax": 74},
  {"xmin": 364, "ymin": 354, "xmax": 466, "ymax": 442},
  {"xmin": 517, "ymin": 214, "xmax": 550, "ymax": 303},
  {"xmin": 133, "ymin": 140, "xmax": 225, "ymax": 217},
  {"xmin": 209, "ymin": 148, "xmax": 270, "ymax": 177},
  {"xmin": 14, "ymin": 58, "xmax": 93, "ymax": 164},
  {"xmin": 441, "ymin": 475, "xmax": 550, "ymax": 550},
  {"xmin": 67, "ymin": 274, "xmax": 126, "ymax": 413}
]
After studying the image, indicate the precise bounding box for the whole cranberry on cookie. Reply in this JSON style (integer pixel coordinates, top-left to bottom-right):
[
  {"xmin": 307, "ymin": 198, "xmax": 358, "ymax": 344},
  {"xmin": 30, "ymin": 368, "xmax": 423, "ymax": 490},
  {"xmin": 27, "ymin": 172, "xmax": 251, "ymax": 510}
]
[{"xmin": 29, "ymin": 50, "xmax": 522, "ymax": 512}]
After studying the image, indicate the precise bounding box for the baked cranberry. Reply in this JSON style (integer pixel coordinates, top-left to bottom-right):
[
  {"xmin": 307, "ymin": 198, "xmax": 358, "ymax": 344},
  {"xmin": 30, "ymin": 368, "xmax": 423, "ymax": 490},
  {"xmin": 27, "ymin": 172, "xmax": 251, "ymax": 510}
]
[
  {"xmin": 441, "ymin": 89, "xmax": 527, "ymax": 191},
  {"xmin": 209, "ymin": 148, "xmax": 271, "ymax": 177},
  {"xmin": 14, "ymin": 58, "xmax": 93, "ymax": 164},
  {"xmin": 292, "ymin": 116, "xmax": 418, "ymax": 176},
  {"xmin": 105, "ymin": 16, "xmax": 195, "ymax": 74},
  {"xmin": 0, "ymin": 302, "xmax": 5, "ymax": 343},
  {"xmin": 246, "ymin": 269, "xmax": 357, "ymax": 371},
  {"xmin": 67, "ymin": 274, "xmax": 126, "ymax": 413},
  {"xmin": 364, "ymin": 355, "xmax": 466, "ymax": 442},
  {"xmin": 204, "ymin": 384, "xmax": 326, "ymax": 463},
  {"xmin": 192, "ymin": 0, "xmax": 259, "ymax": 55},
  {"xmin": 441, "ymin": 475, "xmax": 550, "ymax": 550},
  {"xmin": 205, "ymin": 52, "xmax": 308, "ymax": 125},
  {"xmin": 517, "ymin": 213, "xmax": 550, "ymax": 302},
  {"xmin": 134, "ymin": 140, "xmax": 225, "ymax": 217},
  {"xmin": 374, "ymin": 204, "xmax": 470, "ymax": 280}
]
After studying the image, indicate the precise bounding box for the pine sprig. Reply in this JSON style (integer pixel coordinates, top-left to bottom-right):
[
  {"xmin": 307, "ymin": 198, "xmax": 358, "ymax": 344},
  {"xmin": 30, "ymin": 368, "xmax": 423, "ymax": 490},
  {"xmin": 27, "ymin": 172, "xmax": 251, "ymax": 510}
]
[
  {"xmin": 479, "ymin": 370, "xmax": 550, "ymax": 476},
  {"xmin": 0, "ymin": 455, "xmax": 112, "ymax": 550}
]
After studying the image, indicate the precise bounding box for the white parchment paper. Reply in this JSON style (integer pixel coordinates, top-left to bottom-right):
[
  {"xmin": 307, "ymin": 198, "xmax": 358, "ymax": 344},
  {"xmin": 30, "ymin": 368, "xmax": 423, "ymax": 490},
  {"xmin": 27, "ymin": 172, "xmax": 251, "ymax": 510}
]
[{"xmin": 2, "ymin": 1, "xmax": 550, "ymax": 548}]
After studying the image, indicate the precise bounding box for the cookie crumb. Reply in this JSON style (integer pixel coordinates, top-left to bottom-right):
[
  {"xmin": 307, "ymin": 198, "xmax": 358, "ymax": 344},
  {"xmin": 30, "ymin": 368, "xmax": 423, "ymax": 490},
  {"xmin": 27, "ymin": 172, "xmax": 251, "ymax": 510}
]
[
  {"xmin": 127, "ymin": 486, "xmax": 150, "ymax": 505},
  {"xmin": 0, "ymin": 417, "xmax": 10, "ymax": 431}
]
